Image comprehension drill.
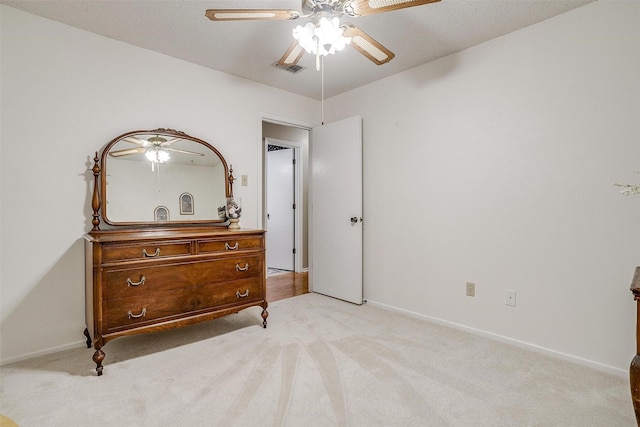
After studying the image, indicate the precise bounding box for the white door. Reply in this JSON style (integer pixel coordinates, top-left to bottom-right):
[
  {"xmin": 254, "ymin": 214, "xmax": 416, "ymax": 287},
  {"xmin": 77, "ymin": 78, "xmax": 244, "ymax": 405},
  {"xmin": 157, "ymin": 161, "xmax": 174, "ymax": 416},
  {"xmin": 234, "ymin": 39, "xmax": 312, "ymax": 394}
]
[
  {"xmin": 267, "ymin": 147, "xmax": 295, "ymax": 271},
  {"xmin": 311, "ymin": 115, "xmax": 363, "ymax": 304}
]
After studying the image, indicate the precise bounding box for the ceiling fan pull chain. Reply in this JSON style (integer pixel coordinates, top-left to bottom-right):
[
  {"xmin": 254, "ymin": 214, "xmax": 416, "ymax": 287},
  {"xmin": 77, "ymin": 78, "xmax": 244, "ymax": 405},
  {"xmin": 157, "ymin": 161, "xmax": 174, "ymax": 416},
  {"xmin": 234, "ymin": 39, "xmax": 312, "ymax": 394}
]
[
  {"xmin": 321, "ymin": 54, "xmax": 325, "ymax": 125},
  {"xmin": 316, "ymin": 37, "xmax": 321, "ymax": 71}
]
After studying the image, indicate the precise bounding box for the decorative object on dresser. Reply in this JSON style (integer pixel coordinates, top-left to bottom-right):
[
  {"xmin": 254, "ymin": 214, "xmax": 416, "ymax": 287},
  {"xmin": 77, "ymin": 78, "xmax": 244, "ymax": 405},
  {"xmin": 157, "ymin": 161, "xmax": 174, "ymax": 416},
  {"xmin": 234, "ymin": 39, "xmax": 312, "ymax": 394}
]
[
  {"xmin": 226, "ymin": 197, "xmax": 242, "ymax": 230},
  {"xmin": 629, "ymin": 266, "xmax": 640, "ymax": 423},
  {"xmin": 84, "ymin": 128, "xmax": 268, "ymax": 376}
]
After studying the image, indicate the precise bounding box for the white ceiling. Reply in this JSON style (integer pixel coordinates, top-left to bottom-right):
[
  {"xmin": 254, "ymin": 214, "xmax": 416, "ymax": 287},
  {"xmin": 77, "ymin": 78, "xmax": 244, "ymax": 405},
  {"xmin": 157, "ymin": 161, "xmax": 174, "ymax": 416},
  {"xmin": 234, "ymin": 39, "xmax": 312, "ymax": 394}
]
[{"xmin": 1, "ymin": 0, "xmax": 596, "ymax": 100}]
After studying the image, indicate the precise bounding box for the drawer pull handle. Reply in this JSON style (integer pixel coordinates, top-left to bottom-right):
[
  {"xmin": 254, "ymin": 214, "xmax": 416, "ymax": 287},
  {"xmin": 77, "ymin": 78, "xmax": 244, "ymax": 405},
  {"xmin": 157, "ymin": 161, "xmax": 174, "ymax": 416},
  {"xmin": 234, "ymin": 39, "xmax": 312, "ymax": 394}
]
[
  {"xmin": 127, "ymin": 308, "xmax": 147, "ymax": 319},
  {"xmin": 142, "ymin": 248, "xmax": 160, "ymax": 258},
  {"xmin": 236, "ymin": 289, "xmax": 250, "ymax": 298},
  {"xmin": 225, "ymin": 242, "xmax": 239, "ymax": 250},
  {"xmin": 126, "ymin": 276, "xmax": 146, "ymax": 287},
  {"xmin": 236, "ymin": 263, "xmax": 249, "ymax": 272}
]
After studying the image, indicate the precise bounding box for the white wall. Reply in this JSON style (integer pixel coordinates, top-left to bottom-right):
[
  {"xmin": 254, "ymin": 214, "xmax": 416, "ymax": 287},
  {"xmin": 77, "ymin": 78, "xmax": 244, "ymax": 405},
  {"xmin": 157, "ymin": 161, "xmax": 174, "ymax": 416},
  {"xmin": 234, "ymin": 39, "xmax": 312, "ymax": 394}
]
[
  {"xmin": 0, "ymin": 5, "xmax": 318, "ymax": 363},
  {"xmin": 2, "ymin": 1, "xmax": 638, "ymax": 374},
  {"xmin": 325, "ymin": 0, "xmax": 640, "ymax": 373}
]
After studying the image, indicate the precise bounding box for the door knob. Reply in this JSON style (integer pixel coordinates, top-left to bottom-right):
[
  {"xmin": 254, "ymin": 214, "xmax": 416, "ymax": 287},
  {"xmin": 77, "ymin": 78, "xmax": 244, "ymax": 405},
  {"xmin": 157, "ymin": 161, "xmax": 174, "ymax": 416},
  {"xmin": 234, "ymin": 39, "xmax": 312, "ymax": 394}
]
[{"xmin": 350, "ymin": 217, "xmax": 358, "ymax": 224}]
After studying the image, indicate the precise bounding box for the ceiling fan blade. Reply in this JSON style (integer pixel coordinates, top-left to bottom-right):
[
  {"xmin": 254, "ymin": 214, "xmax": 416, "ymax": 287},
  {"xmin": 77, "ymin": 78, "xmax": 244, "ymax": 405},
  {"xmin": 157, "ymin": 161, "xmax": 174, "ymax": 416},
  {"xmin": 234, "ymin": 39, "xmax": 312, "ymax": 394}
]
[
  {"xmin": 122, "ymin": 137, "xmax": 147, "ymax": 145},
  {"xmin": 205, "ymin": 9, "xmax": 299, "ymax": 22},
  {"xmin": 166, "ymin": 148, "xmax": 205, "ymax": 156},
  {"xmin": 109, "ymin": 147, "xmax": 146, "ymax": 157},
  {"xmin": 345, "ymin": 0, "xmax": 440, "ymax": 17},
  {"xmin": 277, "ymin": 40, "xmax": 305, "ymax": 67},
  {"xmin": 342, "ymin": 24, "xmax": 395, "ymax": 65},
  {"xmin": 160, "ymin": 138, "xmax": 182, "ymax": 147}
]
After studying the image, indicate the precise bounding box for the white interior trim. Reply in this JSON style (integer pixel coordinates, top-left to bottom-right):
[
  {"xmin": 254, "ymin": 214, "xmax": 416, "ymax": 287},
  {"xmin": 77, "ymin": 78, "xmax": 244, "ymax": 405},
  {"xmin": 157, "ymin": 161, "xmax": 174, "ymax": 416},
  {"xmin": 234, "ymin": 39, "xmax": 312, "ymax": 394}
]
[
  {"xmin": 365, "ymin": 299, "xmax": 627, "ymax": 378},
  {"xmin": 264, "ymin": 137, "xmax": 305, "ymax": 273},
  {"xmin": 256, "ymin": 113, "xmax": 312, "ymax": 231}
]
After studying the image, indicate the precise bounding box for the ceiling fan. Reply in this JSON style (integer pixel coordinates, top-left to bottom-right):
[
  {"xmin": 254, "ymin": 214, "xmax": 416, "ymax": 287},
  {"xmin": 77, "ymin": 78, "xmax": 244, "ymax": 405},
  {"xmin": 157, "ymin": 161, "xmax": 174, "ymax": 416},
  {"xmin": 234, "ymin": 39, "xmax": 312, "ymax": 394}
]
[
  {"xmin": 205, "ymin": 0, "xmax": 441, "ymax": 69},
  {"xmin": 109, "ymin": 136, "xmax": 204, "ymax": 163}
]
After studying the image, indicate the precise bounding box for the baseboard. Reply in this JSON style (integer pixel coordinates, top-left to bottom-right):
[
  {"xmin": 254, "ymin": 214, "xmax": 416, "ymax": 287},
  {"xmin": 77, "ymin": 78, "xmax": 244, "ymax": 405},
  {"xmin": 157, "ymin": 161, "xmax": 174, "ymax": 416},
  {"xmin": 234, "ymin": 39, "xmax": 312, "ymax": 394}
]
[
  {"xmin": 365, "ymin": 299, "xmax": 627, "ymax": 378},
  {"xmin": 0, "ymin": 340, "xmax": 87, "ymax": 367},
  {"xmin": 3, "ymin": 301, "xmax": 627, "ymax": 377}
]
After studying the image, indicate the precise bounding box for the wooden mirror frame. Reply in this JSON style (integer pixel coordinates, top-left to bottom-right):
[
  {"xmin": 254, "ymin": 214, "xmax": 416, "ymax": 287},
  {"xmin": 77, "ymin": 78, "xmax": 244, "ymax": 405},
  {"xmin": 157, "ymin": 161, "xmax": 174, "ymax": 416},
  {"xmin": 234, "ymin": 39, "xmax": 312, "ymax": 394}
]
[{"xmin": 90, "ymin": 128, "xmax": 234, "ymax": 230}]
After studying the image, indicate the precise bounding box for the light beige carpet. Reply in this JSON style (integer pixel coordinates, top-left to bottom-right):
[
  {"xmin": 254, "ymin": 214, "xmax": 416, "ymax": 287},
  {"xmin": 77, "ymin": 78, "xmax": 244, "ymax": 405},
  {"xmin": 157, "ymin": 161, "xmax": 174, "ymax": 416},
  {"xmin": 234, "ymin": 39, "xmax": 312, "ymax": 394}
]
[{"xmin": 0, "ymin": 293, "xmax": 635, "ymax": 426}]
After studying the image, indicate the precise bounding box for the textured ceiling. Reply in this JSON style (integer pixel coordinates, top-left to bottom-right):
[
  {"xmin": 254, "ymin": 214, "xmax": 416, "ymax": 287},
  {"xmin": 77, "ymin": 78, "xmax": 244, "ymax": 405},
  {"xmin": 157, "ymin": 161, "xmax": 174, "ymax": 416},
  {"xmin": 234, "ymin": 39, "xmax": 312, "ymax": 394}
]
[{"xmin": 1, "ymin": 0, "xmax": 596, "ymax": 100}]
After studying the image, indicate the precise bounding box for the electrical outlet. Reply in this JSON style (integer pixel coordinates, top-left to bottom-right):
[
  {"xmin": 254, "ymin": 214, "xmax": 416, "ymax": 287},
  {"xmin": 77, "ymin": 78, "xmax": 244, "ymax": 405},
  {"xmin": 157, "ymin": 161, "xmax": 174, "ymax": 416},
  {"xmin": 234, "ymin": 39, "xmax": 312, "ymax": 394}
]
[
  {"xmin": 505, "ymin": 290, "xmax": 516, "ymax": 307},
  {"xmin": 466, "ymin": 282, "xmax": 475, "ymax": 297},
  {"xmin": 241, "ymin": 175, "xmax": 248, "ymax": 186}
]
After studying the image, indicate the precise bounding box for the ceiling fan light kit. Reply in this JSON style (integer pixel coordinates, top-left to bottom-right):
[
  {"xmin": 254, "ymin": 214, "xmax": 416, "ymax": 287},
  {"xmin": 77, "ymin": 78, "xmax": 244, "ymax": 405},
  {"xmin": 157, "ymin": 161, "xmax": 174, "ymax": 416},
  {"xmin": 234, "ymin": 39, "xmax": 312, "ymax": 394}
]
[
  {"xmin": 293, "ymin": 17, "xmax": 351, "ymax": 57},
  {"xmin": 145, "ymin": 147, "xmax": 170, "ymax": 163},
  {"xmin": 205, "ymin": 0, "xmax": 440, "ymax": 68}
]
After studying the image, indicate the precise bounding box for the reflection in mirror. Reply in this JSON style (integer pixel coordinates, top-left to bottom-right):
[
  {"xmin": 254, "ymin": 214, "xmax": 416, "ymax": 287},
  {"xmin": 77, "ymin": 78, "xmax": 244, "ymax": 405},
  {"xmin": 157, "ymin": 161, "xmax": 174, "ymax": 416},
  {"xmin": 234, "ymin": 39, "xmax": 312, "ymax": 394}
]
[
  {"xmin": 154, "ymin": 206, "xmax": 170, "ymax": 221},
  {"xmin": 180, "ymin": 193, "xmax": 194, "ymax": 215},
  {"xmin": 101, "ymin": 130, "xmax": 229, "ymax": 225}
]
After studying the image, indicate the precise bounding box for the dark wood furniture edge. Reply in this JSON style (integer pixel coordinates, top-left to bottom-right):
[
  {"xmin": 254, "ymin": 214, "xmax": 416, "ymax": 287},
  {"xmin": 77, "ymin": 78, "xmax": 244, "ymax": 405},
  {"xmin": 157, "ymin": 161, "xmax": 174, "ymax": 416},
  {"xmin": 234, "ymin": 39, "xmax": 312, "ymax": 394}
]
[
  {"xmin": 630, "ymin": 266, "xmax": 640, "ymax": 424},
  {"xmin": 91, "ymin": 153, "xmax": 101, "ymax": 231},
  {"xmin": 85, "ymin": 227, "xmax": 265, "ymax": 242}
]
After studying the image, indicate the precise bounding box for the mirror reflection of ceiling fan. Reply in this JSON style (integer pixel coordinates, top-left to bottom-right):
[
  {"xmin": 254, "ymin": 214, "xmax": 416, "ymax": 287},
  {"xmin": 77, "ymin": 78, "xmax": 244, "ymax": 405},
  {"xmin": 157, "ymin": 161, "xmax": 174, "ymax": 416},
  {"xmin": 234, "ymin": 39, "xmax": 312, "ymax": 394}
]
[
  {"xmin": 205, "ymin": 0, "xmax": 441, "ymax": 69},
  {"xmin": 109, "ymin": 136, "xmax": 205, "ymax": 163}
]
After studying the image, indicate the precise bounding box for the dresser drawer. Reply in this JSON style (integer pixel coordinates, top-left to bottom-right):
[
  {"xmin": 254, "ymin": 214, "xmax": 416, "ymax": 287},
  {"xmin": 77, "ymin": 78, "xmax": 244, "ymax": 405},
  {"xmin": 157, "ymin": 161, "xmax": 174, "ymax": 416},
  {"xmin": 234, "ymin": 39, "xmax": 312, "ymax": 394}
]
[
  {"xmin": 191, "ymin": 255, "xmax": 264, "ymax": 284},
  {"xmin": 104, "ymin": 288, "xmax": 193, "ymax": 332},
  {"xmin": 104, "ymin": 255, "xmax": 263, "ymax": 300},
  {"xmin": 195, "ymin": 277, "xmax": 264, "ymax": 310},
  {"xmin": 198, "ymin": 236, "xmax": 263, "ymax": 254},
  {"xmin": 104, "ymin": 264, "xmax": 193, "ymax": 300},
  {"xmin": 102, "ymin": 241, "xmax": 192, "ymax": 262}
]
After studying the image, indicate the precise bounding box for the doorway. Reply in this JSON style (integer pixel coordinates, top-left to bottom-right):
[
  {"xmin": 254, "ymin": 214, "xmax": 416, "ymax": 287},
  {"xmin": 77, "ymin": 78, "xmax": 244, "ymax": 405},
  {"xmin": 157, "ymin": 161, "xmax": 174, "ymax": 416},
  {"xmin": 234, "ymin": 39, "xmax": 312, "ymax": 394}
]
[
  {"xmin": 260, "ymin": 115, "xmax": 363, "ymax": 304},
  {"xmin": 266, "ymin": 143, "xmax": 295, "ymax": 273},
  {"xmin": 261, "ymin": 120, "xmax": 310, "ymax": 274}
]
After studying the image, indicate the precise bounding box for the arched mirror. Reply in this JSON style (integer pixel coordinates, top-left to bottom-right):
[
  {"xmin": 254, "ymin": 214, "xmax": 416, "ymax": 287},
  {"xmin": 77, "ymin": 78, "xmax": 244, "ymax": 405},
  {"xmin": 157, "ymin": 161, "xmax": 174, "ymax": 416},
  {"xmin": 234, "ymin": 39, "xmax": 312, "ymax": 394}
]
[{"xmin": 97, "ymin": 128, "xmax": 230, "ymax": 227}]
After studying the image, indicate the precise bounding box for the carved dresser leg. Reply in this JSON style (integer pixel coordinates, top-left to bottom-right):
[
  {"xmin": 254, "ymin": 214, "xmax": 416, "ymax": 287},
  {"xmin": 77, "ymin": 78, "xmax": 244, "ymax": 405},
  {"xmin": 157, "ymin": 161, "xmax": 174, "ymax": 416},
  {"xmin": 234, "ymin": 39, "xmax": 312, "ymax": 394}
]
[
  {"xmin": 261, "ymin": 301, "xmax": 269, "ymax": 328},
  {"xmin": 83, "ymin": 328, "xmax": 92, "ymax": 348},
  {"xmin": 92, "ymin": 348, "xmax": 105, "ymax": 376}
]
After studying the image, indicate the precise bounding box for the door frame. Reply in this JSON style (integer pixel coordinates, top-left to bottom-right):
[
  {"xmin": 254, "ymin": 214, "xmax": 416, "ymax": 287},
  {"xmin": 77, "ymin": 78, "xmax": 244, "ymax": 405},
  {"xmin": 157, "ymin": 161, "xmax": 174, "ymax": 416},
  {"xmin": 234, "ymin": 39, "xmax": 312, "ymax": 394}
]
[
  {"xmin": 258, "ymin": 113, "xmax": 312, "ymax": 274},
  {"xmin": 264, "ymin": 137, "xmax": 302, "ymax": 272}
]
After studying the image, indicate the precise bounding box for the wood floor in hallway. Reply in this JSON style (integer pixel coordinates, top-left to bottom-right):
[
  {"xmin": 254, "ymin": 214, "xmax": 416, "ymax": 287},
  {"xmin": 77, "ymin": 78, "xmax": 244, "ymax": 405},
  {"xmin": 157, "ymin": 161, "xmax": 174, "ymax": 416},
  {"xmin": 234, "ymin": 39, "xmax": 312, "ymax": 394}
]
[{"xmin": 266, "ymin": 271, "xmax": 309, "ymax": 302}]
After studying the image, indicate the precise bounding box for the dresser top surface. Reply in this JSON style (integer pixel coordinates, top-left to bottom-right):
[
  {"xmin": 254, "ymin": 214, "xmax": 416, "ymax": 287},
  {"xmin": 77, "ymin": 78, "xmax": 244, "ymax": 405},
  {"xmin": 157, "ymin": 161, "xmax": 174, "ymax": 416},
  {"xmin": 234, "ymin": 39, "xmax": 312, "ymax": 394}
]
[{"xmin": 85, "ymin": 227, "xmax": 265, "ymax": 243}]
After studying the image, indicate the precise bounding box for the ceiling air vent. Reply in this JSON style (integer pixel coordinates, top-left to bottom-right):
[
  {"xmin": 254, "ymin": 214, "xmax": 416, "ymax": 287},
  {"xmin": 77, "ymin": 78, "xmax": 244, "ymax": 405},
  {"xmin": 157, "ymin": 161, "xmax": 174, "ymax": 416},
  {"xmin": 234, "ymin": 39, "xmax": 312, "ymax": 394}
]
[{"xmin": 273, "ymin": 62, "xmax": 305, "ymax": 74}]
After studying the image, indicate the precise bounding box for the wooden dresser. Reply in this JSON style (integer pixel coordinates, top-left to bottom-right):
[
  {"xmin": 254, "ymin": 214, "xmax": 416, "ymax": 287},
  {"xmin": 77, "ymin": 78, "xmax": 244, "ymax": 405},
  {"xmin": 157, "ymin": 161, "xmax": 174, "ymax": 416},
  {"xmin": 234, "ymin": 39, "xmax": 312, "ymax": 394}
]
[
  {"xmin": 84, "ymin": 128, "xmax": 268, "ymax": 375},
  {"xmin": 84, "ymin": 227, "xmax": 267, "ymax": 375}
]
